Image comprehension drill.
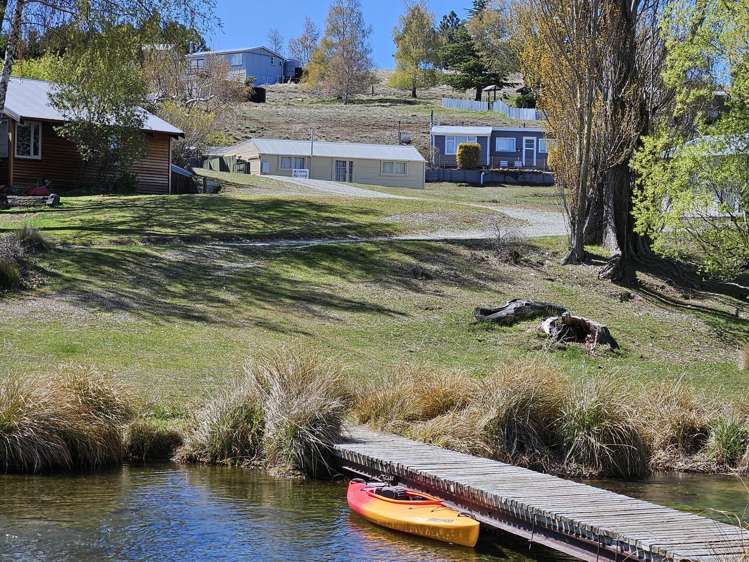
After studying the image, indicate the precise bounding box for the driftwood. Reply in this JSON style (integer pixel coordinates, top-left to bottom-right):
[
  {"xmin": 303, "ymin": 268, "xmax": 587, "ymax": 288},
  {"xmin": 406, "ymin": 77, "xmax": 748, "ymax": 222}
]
[
  {"xmin": 540, "ymin": 313, "xmax": 619, "ymax": 350},
  {"xmin": 475, "ymin": 299, "xmax": 568, "ymax": 325},
  {"xmin": 6, "ymin": 194, "xmax": 60, "ymax": 208}
]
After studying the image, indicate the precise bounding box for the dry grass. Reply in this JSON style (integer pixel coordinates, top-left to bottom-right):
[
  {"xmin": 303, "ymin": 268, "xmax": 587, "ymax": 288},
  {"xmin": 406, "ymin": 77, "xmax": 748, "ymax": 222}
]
[
  {"xmin": 0, "ymin": 369, "xmax": 134, "ymax": 473},
  {"xmin": 350, "ymin": 366, "xmax": 479, "ymax": 433},
  {"xmin": 408, "ymin": 407, "xmax": 493, "ymax": 457},
  {"xmin": 739, "ymin": 346, "xmax": 749, "ymax": 371}
]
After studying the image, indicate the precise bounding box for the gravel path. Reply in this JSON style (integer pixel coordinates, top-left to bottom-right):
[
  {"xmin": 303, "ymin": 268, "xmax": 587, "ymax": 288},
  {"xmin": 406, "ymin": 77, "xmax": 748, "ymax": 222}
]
[{"xmin": 268, "ymin": 176, "xmax": 410, "ymax": 199}]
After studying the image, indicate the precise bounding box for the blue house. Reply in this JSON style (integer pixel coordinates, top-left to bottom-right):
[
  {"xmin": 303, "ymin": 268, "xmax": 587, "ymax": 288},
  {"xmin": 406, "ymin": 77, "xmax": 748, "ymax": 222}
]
[
  {"xmin": 430, "ymin": 125, "xmax": 549, "ymax": 170},
  {"xmin": 186, "ymin": 46, "xmax": 301, "ymax": 86}
]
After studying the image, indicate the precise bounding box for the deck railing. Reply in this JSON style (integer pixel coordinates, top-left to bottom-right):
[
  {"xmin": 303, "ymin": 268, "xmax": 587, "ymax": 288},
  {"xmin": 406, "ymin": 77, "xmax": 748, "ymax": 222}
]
[{"xmin": 442, "ymin": 97, "xmax": 543, "ymax": 121}]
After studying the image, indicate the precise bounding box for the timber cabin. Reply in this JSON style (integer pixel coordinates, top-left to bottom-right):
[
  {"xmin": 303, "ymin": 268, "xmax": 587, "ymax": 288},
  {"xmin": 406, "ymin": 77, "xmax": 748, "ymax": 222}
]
[
  {"xmin": 0, "ymin": 77, "xmax": 183, "ymax": 194},
  {"xmin": 430, "ymin": 125, "xmax": 549, "ymax": 170}
]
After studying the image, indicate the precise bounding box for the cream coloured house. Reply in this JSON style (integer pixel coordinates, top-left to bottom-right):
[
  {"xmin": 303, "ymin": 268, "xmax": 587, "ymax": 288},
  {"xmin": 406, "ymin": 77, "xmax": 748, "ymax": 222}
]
[{"xmin": 224, "ymin": 138, "xmax": 426, "ymax": 189}]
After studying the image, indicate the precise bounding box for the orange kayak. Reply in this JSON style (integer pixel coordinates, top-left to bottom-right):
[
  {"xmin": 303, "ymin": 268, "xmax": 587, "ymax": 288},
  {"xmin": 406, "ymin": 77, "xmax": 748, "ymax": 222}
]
[{"xmin": 346, "ymin": 479, "xmax": 479, "ymax": 547}]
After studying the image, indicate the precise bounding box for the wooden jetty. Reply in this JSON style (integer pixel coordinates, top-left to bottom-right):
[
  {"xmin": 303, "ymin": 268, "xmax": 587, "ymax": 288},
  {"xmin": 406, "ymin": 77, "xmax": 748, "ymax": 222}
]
[{"xmin": 334, "ymin": 426, "xmax": 749, "ymax": 561}]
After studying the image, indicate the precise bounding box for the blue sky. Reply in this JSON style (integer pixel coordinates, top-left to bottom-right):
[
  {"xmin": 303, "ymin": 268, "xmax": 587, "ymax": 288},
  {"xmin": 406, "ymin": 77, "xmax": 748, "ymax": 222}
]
[{"xmin": 208, "ymin": 0, "xmax": 474, "ymax": 68}]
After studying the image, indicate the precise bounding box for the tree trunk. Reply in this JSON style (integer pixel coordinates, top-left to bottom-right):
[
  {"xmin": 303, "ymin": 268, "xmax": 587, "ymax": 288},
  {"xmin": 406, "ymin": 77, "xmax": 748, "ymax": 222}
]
[
  {"xmin": 583, "ymin": 181, "xmax": 604, "ymax": 245},
  {"xmin": 411, "ymin": 82, "xmax": 417, "ymax": 98},
  {"xmin": 474, "ymin": 86, "xmax": 482, "ymax": 101},
  {"xmin": 0, "ymin": 0, "xmax": 25, "ymax": 113}
]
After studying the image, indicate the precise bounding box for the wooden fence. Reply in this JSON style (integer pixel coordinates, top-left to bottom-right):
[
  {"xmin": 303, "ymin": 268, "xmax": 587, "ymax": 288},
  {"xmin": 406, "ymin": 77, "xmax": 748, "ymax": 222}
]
[{"xmin": 442, "ymin": 97, "xmax": 542, "ymax": 121}]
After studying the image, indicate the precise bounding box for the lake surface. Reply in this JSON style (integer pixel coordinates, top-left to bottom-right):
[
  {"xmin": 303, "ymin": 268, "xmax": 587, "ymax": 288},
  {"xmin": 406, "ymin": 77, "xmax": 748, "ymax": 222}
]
[{"xmin": 1, "ymin": 465, "xmax": 746, "ymax": 561}]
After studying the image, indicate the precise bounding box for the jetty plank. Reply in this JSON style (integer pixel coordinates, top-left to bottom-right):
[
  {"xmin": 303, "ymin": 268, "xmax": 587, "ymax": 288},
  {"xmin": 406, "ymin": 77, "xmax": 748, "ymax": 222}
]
[{"xmin": 334, "ymin": 425, "xmax": 748, "ymax": 562}]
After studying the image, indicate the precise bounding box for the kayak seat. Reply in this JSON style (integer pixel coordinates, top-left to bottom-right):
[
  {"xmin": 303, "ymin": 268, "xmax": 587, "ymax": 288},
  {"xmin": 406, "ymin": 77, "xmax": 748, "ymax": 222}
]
[{"xmin": 373, "ymin": 486, "xmax": 409, "ymax": 500}]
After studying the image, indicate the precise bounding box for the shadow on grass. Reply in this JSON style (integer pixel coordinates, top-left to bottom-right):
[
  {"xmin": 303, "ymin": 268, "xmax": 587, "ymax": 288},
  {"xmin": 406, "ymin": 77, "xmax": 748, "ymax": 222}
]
[
  {"xmin": 0, "ymin": 195, "xmax": 403, "ymax": 244},
  {"xmin": 30, "ymin": 240, "xmax": 508, "ymax": 330}
]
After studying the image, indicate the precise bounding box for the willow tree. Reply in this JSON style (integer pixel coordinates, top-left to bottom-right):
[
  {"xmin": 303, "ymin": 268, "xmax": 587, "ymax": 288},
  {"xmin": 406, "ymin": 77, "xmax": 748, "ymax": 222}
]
[
  {"xmin": 518, "ymin": 0, "xmax": 669, "ymax": 281},
  {"xmin": 631, "ymin": 0, "xmax": 749, "ymax": 279}
]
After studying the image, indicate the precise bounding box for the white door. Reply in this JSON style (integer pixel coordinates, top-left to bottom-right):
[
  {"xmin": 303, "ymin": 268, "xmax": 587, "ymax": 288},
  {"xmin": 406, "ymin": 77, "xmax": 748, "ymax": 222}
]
[{"xmin": 522, "ymin": 137, "xmax": 537, "ymax": 168}]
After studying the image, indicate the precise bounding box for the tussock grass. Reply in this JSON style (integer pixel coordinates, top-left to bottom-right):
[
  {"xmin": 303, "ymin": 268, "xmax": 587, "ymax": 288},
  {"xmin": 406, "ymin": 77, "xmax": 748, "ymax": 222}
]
[
  {"xmin": 0, "ymin": 259, "xmax": 22, "ymax": 291},
  {"xmin": 707, "ymin": 414, "xmax": 749, "ymax": 466},
  {"xmin": 176, "ymin": 376, "xmax": 263, "ymax": 465},
  {"xmin": 480, "ymin": 363, "xmax": 564, "ymax": 467},
  {"xmin": 408, "ymin": 407, "xmax": 493, "ymax": 457},
  {"xmin": 641, "ymin": 380, "xmax": 711, "ymax": 455},
  {"xmin": 0, "ymin": 369, "xmax": 134, "ymax": 473},
  {"xmin": 351, "ymin": 366, "xmax": 478, "ymax": 432},
  {"xmin": 0, "ymin": 378, "xmax": 71, "ymax": 472},
  {"xmin": 178, "ymin": 350, "xmax": 348, "ymax": 477},
  {"xmin": 15, "ymin": 224, "xmax": 51, "ymax": 254},
  {"xmin": 558, "ymin": 379, "xmax": 648, "ymax": 479},
  {"xmin": 251, "ymin": 352, "xmax": 349, "ymax": 477}
]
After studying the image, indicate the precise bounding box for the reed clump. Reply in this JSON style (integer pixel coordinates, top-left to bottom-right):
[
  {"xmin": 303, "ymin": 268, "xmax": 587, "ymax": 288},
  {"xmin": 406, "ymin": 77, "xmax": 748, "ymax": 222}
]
[
  {"xmin": 178, "ymin": 350, "xmax": 348, "ymax": 477},
  {"xmin": 0, "ymin": 369, "xmax": 134, "ymax": 473},
  {"xmin": 707, "ymin": 414, "xmax": 748, "ymax": 466}
]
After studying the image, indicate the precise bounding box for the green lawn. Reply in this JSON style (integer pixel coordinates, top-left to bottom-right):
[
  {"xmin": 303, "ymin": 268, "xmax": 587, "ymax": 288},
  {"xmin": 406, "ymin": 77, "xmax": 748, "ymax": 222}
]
[
  {"xmin": 0, "ymin": 193, "xmax": 745, "ymax": 416},
  {"xmin": 0, "ymin": 191, "xmax": 519, "ymax": 246}
]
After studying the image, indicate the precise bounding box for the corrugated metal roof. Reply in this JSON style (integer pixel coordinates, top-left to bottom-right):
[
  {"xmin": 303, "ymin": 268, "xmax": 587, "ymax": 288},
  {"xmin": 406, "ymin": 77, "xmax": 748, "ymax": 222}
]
[
  {"xmin": 235, "ymin": 138, "xmax": 426, "ymax": 162},
  {"xmin": 3, "ymin": 77, "xmax": 183, "ymax": 135},
  {"xmin": 431, "ymin": 125, "xmax": 493, "ymax": 136},
  {"xmin": 186, "ymin": 46, "xmax": 285, "ymax": 60}
]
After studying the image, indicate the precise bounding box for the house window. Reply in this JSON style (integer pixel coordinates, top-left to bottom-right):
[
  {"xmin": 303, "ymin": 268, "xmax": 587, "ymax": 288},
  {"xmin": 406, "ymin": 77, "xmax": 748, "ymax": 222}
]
[
  {"xmin": 382, "ymin": 161, "xmax": 407, "ymax": 176},
  {"xmin": 189, "ymin": 58, "xmax": 205, "ymax": 70},
  {"xmin": 15, "ymin": 121, "xmax": 42, "ymax": 159},
  {"xmin": 280, "ymin": 156, "xmax": 292, "ymax": 170},
  {"xmin": 228, "ymin": 53, "xmax": 242, "ymax": 66},
  {"xmin": 293, "ymin": 157, "xmax": 305, "ymax": 169},
  {"xmin": 538, "ymin": 138, "xmax": 548, "ymax": 153},
  {"xmin": 445, "ymin": 135, "xmax": 478, "ymax": 155},
  {"xmin": 495, "ymin": 137, "xmax": 516, "ymax": 152}
]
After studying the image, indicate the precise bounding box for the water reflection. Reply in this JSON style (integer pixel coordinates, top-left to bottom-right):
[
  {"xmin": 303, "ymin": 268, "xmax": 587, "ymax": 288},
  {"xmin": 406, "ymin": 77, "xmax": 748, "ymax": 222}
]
[{"xmin": 1, "ymin": 466, "xmax": 745, "ymax": 562}]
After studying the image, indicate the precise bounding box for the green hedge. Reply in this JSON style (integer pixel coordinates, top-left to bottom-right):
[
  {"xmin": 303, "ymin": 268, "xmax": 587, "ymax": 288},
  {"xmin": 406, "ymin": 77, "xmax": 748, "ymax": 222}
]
[{"xmin": 457, "ymin": 143, "xmax": 481, "ymax": 169}]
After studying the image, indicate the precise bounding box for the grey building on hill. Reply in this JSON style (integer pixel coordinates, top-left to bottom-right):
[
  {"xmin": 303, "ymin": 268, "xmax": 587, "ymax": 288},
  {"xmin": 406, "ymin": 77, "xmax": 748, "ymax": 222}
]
[{"xmin": 186, "ymin": 46, "xmax": 301, "ymax": 85}]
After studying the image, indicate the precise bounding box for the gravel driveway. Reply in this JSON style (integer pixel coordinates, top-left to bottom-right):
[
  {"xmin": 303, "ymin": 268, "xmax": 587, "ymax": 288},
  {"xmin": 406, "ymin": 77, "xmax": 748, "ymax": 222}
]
[{"xmin": 268, "ymin": 176, "xmax": 409, "ymax": 199}]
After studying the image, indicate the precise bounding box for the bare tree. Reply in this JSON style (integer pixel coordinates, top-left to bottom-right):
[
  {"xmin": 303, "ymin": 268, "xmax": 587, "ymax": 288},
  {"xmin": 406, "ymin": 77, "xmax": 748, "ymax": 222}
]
[
  {"xmin": 288, "ymin": 16, "xmax": 320, "ymax": 66},
  {"xmin": 306, "ymin": 0, "xmax": 375, "ymax": 103},
  {"xmin": 267, "ymin": 28, "xmax": 285, "ymax": 56}
]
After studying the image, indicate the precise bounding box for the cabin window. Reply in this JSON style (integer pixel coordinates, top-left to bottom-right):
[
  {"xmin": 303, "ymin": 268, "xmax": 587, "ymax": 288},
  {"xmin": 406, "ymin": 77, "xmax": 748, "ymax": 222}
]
[
  {"xmin": 382, "ymin": 161, "xmax": 407, "ymax": 176},
  {"xmin": 280, "ymin": 156, "xmax": 292, "ymax": 170},
  {"xmin": 538, "ymin": 138, "xmax": 548, "ymax": 153},
  {"xmin": 0, "ymin": 120, "xmax": 8, "ymax": 159},
  {"xmin": 228, "ymin": 53, "xmax": 242, "ymax": 66},
  {"xmin": 495, "ymin": 137, "xmax": 516, "ymax": 152},
  {"xmin": 445, "ymin": 135, "xmax": 477, "ymax": 155},
  {"xmin": 189, "ymin": 58, "xmax": 205, "ymax": 70},
  {"xmin": 15, "ymin": 121, "xmax": 42, "ymax": 160},
  {"xmin": 293, "ymin": 157, "xmax": 305, "ymax": 169}
]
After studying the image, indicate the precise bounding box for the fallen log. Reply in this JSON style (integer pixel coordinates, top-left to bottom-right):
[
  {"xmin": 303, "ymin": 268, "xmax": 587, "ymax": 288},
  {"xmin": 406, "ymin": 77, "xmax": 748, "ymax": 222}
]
[
  {"xmin": 475, "ymin": 299, "xmax": 568, "ymax": 325},
  {"xmin": 540, "ymin": 313, "xmax": 619, "ymax": 350}
]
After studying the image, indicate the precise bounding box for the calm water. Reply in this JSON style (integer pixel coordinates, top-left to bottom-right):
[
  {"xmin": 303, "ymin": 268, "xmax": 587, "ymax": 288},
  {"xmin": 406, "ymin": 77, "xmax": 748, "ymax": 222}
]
[{"xmin": 0, "ymin": 465, "xmax": 746, "ymax": 562}]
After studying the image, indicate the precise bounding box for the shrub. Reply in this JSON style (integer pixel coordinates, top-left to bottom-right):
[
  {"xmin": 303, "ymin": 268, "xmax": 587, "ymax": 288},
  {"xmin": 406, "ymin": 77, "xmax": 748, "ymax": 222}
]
[
  {"xmin": 176, "ymin": 377, "xmax": 264, "ymax": 466},
  {"xmin": 250, "ymin": 351, "xmax": 349, "ymax": 477},
  {"xmin": 707, "ymin": 414, "xmax": 748, "ymax": 466},
  {"xmin": 126, "ymin": 419, "xmax": 184, "ymax": 463},
  {"xmin": 457, "ymin": 143, "xmax": 481, "ymax": 169},
  {"xmin": 480, "ymin": 363, "xmax": 565, "ymax": 467},
  {"xmin": 558, "ymin": 379, "xmax": 648, "ymax": 479}
]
